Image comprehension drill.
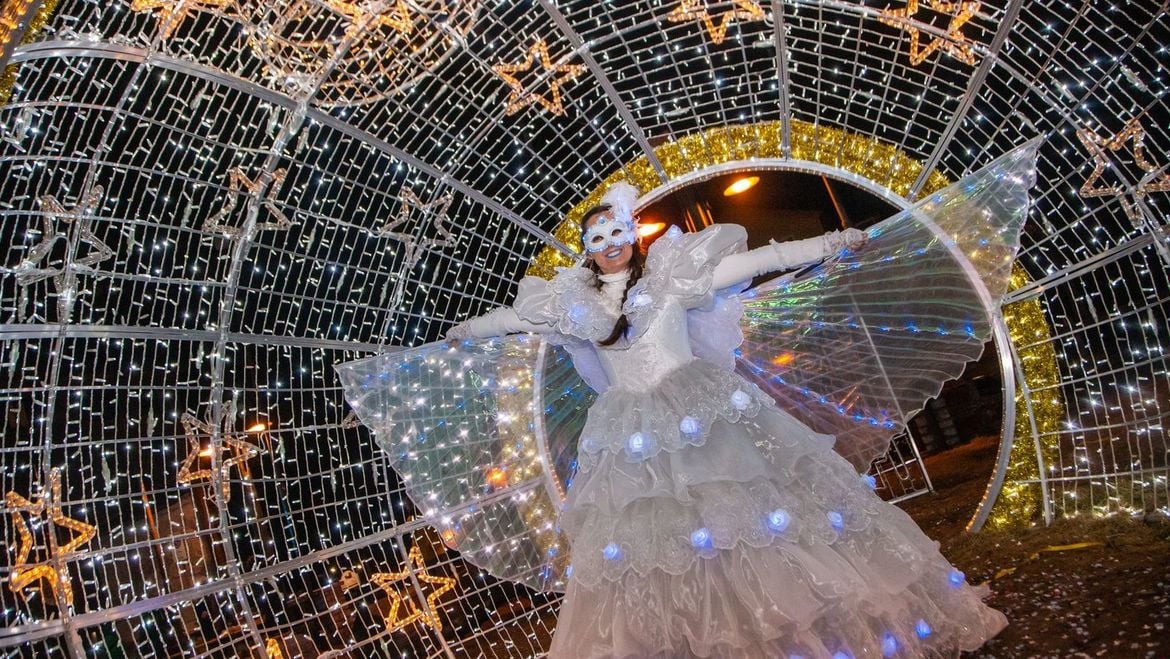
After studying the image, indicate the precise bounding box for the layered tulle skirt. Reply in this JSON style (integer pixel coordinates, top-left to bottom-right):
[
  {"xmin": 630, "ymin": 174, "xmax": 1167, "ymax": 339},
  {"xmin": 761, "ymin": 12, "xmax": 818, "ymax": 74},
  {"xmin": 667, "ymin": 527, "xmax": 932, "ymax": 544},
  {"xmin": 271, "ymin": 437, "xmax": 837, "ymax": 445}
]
[{"xmin": 547, "ymin": 358, "xmax": 1007, "ymax": 658}]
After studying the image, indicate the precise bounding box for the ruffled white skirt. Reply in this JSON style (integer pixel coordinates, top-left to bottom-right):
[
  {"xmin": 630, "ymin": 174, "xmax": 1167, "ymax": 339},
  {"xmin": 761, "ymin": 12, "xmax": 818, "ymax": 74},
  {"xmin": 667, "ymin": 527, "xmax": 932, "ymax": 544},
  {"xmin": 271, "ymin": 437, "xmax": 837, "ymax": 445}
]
[{"xmin": 547, "ymin": 358, "xmax": 1007, "ymax": 658}]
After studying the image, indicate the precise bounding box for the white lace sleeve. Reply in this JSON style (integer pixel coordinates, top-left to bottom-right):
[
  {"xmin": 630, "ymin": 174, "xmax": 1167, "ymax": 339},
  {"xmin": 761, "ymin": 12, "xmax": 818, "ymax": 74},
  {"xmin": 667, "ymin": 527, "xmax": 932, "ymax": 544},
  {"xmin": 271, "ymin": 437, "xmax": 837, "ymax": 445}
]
[{"xmin": 511, "ymin": 274, "xmax": 561, "ymax": 325}]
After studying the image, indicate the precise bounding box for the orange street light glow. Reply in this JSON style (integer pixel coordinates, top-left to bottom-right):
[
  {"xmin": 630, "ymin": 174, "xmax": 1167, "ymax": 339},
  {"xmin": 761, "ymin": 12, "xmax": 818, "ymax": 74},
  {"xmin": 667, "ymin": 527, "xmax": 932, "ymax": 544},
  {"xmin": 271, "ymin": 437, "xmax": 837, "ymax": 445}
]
[
  {"xmin": 724, "ymin": 175, "xmax": 759, "ymax": 196},
  {"xmin": 638, "ymin": 222, "xmax": 666, "ymax": 237},
  {"xmin": 487, "ymin": 467, "xmax": 508, "ymax": 488},
  {"xmin": 248, "ymin": 423, "xmax": 267, "ymax": 432}
]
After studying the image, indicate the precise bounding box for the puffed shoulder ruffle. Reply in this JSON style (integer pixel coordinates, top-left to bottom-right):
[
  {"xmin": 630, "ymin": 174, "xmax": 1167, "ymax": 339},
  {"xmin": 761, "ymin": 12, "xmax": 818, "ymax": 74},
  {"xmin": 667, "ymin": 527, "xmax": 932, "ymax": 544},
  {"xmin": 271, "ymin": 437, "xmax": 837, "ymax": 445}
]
[
  {"xmin": 513, "ymin": 267, "xmax": 619, "ymax": 343},
  {"xmin": 627, "ymin": 223, "xmax": 748, "ymax": 314}
]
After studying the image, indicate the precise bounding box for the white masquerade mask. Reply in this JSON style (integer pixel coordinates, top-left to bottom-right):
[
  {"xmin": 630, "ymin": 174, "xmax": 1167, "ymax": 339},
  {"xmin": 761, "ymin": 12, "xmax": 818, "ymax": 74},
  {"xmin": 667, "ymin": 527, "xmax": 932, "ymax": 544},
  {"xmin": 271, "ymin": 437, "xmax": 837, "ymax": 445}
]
[
  {"xmin": 583, "ymin": 210, "xmax": 637, "ymax": 254},
  {"xmin": 583, "ymin": 181, "xmax": 640, "ymax": 255}
]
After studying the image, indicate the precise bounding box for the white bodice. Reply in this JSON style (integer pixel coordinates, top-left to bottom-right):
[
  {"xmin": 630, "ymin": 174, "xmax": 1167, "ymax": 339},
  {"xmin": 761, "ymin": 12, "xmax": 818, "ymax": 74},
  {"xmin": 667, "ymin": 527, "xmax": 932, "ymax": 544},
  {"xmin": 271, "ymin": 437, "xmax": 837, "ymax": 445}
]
[
  {"xmin": 595, "ymin": 300, "xmax": 695, "ymax": 389},
  {"xmin": 593, "ymin": 275, "xmax": 696, "ymax": 390}
]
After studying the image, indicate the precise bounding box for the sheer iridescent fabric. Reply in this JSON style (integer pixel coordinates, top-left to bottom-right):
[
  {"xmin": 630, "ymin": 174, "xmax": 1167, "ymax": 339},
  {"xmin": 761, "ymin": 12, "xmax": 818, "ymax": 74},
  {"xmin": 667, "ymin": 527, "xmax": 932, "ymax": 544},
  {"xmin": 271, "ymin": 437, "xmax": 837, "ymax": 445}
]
[{"xmin": 336, "ymin": 142, "xmax": 1038, "ymax": 657}]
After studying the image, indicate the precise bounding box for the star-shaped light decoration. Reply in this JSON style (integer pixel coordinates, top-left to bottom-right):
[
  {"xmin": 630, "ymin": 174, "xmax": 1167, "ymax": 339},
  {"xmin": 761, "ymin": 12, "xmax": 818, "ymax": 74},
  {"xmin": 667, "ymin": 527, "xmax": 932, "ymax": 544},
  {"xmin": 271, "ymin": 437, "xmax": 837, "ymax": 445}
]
[
  {"xmin": 331, "ymin": 0, "xmax": 413, "ymax": 35},
  {"xmin": 370, "ymin": 543, "xmax": 456, "ymax": 633},
  {"xmin": 204, "ymin": 167, "xmax": 292, "ymax": 239},
  {"xmin": 377, "ymin": 187, "xmax": 455, "ymax": 269},
  {"xmin": 491, "ymin": 38, "xmax": 586, "ymax": 117},
  {"xmin": 129, "ymin": 0, "xmax": 234, "ymax": 40},
  {"xmin": 177, "ymin": 400, "xmax": 263, "ymax": 506},
  {"xmin": 1077, "ymin": 116, "xmax": 1170, "ymax": 223},
  {"xmin": 666, "ymin": 0, "xmax": 765, "ymax": 45},
  {"xmin": 6, "ymin": 468, "xmax": 97, "ymax": 607},
  {"xmin": 878, "ymin": 0, "xmax": 981, "ymax": 66},
  {"xmin": 9, "ymin": 186, "xmax": 113, "ymax": 321}
]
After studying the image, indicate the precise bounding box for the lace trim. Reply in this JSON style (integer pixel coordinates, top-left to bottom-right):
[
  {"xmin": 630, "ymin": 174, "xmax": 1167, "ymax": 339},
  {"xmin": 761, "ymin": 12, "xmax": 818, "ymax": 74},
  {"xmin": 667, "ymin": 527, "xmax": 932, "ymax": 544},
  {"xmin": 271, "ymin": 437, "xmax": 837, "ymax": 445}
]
[
  {"xmin": 561, "ymin": 446, "xmax": 893, "ymax": 588},
  {"xmin": 550, "ymin": 550, "xmax": 1007, "ymax": 659}
]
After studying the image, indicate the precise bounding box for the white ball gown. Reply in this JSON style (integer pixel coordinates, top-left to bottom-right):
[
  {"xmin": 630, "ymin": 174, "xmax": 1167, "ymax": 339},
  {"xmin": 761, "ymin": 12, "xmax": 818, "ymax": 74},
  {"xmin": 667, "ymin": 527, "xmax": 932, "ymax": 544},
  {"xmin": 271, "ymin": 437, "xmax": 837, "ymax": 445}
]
[{"xmin": 337, "ymin": 143, "xmax": 1038, "ymax": 658}]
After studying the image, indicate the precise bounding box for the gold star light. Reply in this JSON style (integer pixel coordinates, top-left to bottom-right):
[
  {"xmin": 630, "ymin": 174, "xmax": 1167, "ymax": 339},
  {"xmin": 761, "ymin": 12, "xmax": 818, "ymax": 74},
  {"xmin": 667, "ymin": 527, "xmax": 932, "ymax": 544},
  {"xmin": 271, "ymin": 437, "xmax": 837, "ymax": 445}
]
[
  {"xmin": 332, "ymin": 0, "xmax": 413, "ymax": 34},
  {"xmin": 1077, "ymin": 116, "xmax": 1170, "ymax": 222},
  {"xmin": 666, "ymin": 0, "xmax": 765, "ymax": 45},
  {"xmin": 178, "ymin": 400, "xmax": 263, "ymax": 505},
  {"xmin": 6, "ymin": 469, "xmax": 97, "ymax": 606},
  {"xmin": 491, "ymin": 38, "xmax": 586, "ymax": 117},
  {"xmin": 377, "ymin": 187, "xmax": 455, "ymax": 269},
  {"xmin": 204, "ymin": 166, "xmax": 292, "ymax": 239},
  {"xmin": 129, "ymin": 0, "xmax": 234, "ymax": 39},
  {"xmin": 879, "ymin": 0, "xmax": 981, "ymax": 66},
  {"xmin": 370, "ymin": 544, "xmax": 455, "ymax": 633}
]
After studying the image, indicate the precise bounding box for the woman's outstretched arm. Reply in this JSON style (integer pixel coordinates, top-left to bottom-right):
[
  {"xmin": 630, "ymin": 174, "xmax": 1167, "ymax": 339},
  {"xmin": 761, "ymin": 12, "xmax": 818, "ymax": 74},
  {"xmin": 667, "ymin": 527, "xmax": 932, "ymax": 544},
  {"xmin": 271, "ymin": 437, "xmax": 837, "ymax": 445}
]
[
  {"xmin": 710, "ymin": 228, "xmax": 868, "ymax": 290},
  {"xmin": 445, "ymin": 306, "xmax": 554, "ymax": 340}
]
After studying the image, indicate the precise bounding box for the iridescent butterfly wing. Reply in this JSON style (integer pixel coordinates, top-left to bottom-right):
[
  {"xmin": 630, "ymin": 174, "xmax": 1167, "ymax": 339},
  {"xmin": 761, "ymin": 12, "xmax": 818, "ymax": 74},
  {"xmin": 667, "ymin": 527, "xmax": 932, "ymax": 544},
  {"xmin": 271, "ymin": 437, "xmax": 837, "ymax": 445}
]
[
  {"xmin": 335, "ymin": 335, "xmax": 595, "ymax": 593},
  {"xmin": 732, "ymin": 141, "xmax": 1039, "ymax": 471}
]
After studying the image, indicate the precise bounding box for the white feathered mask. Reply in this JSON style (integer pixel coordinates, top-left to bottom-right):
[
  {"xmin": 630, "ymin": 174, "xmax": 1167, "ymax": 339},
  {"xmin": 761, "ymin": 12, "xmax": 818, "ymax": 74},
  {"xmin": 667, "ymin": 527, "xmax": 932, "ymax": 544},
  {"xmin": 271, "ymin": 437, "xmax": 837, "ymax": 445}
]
[{"xmin": 582, "ymin": 182, "xmax": 640, "ymax": 254}]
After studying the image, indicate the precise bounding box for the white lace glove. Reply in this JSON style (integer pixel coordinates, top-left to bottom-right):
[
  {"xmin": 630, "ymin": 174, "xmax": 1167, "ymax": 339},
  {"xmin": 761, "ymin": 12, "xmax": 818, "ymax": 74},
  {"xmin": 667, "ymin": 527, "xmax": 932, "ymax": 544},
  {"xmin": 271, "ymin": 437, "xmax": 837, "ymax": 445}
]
[
  {"xmin": 711, "ymin": 228, "xmax": 870, "ymax": 289},
  {"xmin": 445, "ymin": 320, "xmax": 475, "ymax": 341},
  {"xmin": 823, "ymin": 227, "xmax": 869, "ymax": 252}
]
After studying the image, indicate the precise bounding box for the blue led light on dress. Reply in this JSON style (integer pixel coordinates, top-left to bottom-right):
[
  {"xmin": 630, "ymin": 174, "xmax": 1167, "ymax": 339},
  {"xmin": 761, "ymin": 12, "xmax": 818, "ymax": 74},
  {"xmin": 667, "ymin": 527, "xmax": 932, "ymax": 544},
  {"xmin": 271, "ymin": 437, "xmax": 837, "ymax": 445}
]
[
  {"xmin": 915, "ymin": 619, "xmax": 932, "ymax": 638},
  {"xmin": 602, "ymin": 543, "xmax": 621, "ymax": 560},
  {"xmin": 627, "ymin": 432, "xmax": 646, "ymax": 455},
  {"xmin": 630, "ymin": 292, "xmax": 653, "ymax": 307},
  {"xmin": 665, "ymin": 225, "xmax": 682, "ymax": 239},
  {"xmin": 881, "ymin": 632, "xmax": 898, "ymax": 657},
  {"xmin": 827, "ymin": 511, "xmax": 844, "ymax": 530},
  {"xmin": 580, "ymin": 436, "xmax": 599, "ymax": 452},
  {"xmin": 569, "ymin": 302, "xmax": 587, "ymax": 323},
  {"xmin": 766, "ymin": 509, "xmax": 790, "ymax": 533},
  {"xmin": 679, "ymin": 416, "xmax": 701, "ymax": 435},
  {"xmin": 831, "ymin": 651, "xmax": 853, "ymax": 659},
  {"xmin": 949, "ymin": 569, "xmax": 965, "ymax": 586},
  {"xmin": 862, "ymin": 474, "xmax": 878, "ymax": 489},
  {"xmin": 730, "ymin": 390, "xmax": 752, "ymax": 410},
  {"xmin": 690, "ymin": 528, "xmax": 712, "ymax": 549}
]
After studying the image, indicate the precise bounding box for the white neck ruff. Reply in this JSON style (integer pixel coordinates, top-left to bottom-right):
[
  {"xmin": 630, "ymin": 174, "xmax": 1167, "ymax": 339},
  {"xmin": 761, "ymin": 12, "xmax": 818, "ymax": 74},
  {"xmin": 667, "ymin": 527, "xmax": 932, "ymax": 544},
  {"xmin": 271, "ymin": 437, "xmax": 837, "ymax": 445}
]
[{"xmin": 597, "ymin": 269, "xmax": 631, "ymax": 284}]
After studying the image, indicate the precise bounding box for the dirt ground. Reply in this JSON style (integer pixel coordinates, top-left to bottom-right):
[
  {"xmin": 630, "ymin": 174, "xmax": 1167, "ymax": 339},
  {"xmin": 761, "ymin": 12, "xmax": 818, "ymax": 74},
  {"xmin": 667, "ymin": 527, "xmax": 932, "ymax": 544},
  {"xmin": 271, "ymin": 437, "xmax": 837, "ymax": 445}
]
[{"xmin": 899, "ymin": 436, "xmax": 1170, "ymax": 659}]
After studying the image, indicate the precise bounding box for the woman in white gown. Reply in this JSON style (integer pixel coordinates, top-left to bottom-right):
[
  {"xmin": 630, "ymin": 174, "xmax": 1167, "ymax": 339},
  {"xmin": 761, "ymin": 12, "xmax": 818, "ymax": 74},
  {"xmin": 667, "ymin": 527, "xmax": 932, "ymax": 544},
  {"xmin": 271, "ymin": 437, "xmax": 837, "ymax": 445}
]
[{"xmin": 443, "ymin": 183, "xmax": 1009, "ymax": 658}]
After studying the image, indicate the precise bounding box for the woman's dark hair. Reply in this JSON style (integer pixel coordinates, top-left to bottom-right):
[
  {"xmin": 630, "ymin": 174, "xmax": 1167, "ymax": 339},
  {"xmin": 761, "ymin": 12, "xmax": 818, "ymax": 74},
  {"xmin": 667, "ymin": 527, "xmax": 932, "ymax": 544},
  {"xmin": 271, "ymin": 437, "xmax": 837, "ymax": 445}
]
[{"xmin": 579, "ymin": 204, "xmax": 645, "ymax": 347}]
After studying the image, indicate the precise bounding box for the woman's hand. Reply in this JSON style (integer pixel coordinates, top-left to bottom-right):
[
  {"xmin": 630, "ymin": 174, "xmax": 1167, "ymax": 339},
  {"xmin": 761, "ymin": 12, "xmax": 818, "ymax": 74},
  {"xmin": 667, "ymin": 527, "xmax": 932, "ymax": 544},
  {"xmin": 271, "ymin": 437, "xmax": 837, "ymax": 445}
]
[
  {"xmin": 825, "ymin": 228, "xmax": 869, "ymax": 253},
  {"xmin": 445, "ymin": 321, "xmax": 474, "ymax": 341}
]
